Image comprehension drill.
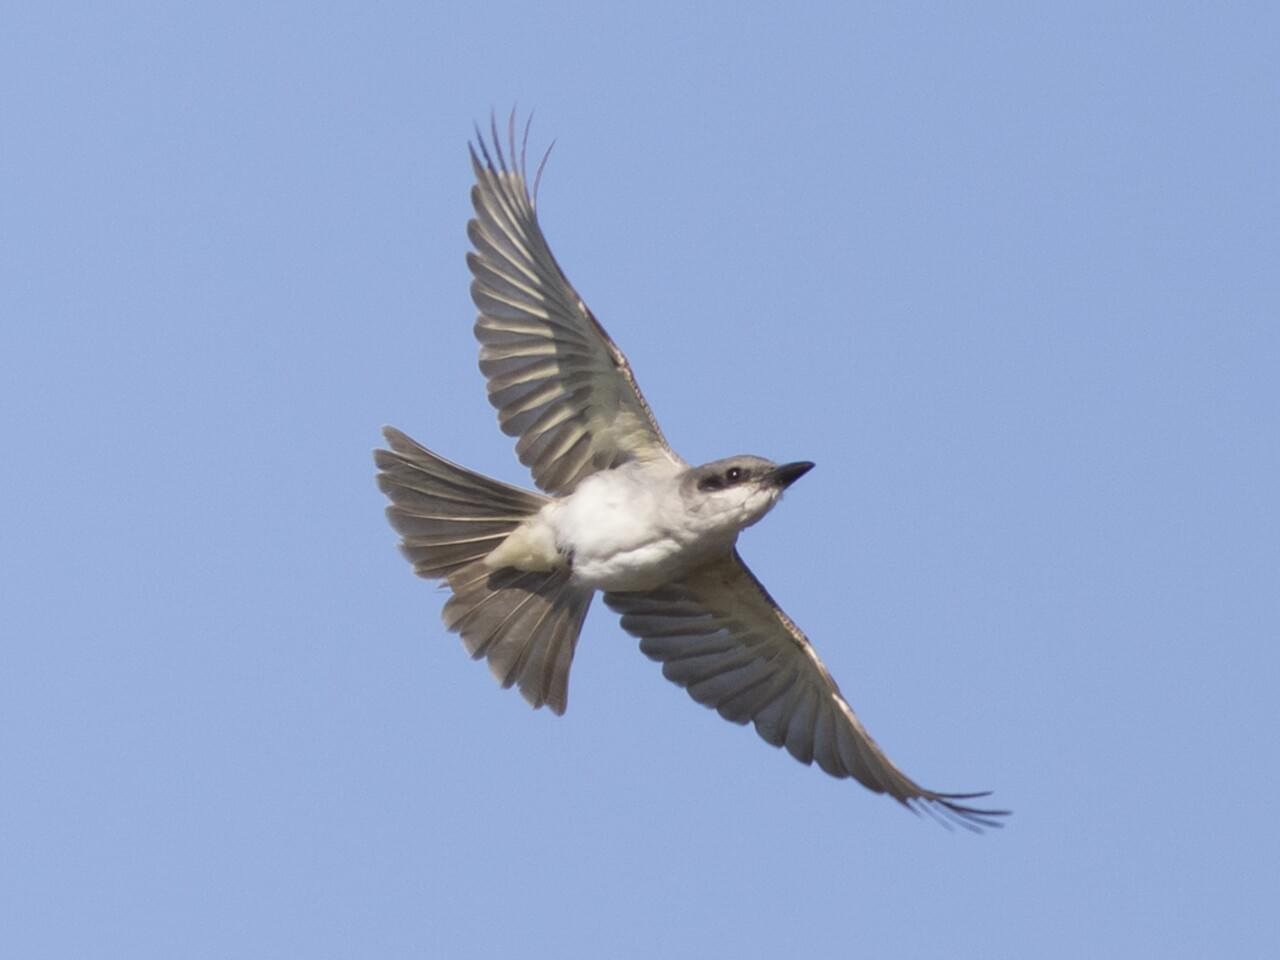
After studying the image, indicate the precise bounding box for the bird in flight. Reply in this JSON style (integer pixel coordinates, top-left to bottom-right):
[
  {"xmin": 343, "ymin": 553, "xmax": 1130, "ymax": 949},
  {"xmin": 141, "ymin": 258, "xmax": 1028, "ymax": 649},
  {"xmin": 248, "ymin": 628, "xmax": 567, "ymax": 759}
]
[{"xmin": 376, "ymin": 114, "xmax": 1008, "ymax": 830}]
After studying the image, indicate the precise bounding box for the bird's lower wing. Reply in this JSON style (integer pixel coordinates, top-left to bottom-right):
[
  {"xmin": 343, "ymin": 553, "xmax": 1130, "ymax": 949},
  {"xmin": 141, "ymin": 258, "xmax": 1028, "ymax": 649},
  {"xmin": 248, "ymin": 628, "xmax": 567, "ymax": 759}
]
[{"xmin": 604, "ymin": 550, "xmax": 1008, "ymax": 831}]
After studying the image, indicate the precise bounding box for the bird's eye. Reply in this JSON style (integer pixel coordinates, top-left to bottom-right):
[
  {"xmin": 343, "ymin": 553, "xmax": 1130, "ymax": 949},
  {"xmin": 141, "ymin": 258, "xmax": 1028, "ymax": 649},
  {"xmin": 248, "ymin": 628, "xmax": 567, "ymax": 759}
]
[{"xmin": 725, "ymin": 467, "xmax": 743, "ymax": 484}]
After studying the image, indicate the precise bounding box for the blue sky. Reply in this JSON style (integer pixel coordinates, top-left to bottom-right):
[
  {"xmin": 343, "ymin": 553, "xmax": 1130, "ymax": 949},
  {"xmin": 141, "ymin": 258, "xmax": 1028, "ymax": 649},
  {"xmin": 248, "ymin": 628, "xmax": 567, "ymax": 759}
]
[{"xmin": 3, "ymin": 2, "xmax": 1277, "ymax": 957}]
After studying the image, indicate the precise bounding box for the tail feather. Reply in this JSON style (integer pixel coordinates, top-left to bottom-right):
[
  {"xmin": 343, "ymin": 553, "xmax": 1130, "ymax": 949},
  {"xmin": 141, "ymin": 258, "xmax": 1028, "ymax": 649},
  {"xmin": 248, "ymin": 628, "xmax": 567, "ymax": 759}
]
[
  {"xmin": 376, "ymin": 426, "xmax": 545, "ymax": 579},
  {"xmin": 375, "ymin": 426, "xmax": 592, "ymax": 714},
  {"xmin": 444, "ymin": 562, "xmax": 590, "ymax": 714}
]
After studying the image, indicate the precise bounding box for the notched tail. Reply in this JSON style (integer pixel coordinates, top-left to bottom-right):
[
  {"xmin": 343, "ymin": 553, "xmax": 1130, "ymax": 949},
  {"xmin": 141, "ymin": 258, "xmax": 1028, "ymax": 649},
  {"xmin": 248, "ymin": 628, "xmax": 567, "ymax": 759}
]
[{"xmin": 375, "ymin": 426, "xmax": 592, "ymax": 714}]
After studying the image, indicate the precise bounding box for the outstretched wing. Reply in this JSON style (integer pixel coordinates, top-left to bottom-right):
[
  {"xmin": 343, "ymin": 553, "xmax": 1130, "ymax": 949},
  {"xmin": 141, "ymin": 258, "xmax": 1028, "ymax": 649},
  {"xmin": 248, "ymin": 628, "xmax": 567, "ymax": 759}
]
[
  {"xmin": 468, "ymin": 115, "xmax": 681, "ymax": 496},
  {"xmin": 605, "ymin": 551, "xmax": 1009, "ymax": 831}
]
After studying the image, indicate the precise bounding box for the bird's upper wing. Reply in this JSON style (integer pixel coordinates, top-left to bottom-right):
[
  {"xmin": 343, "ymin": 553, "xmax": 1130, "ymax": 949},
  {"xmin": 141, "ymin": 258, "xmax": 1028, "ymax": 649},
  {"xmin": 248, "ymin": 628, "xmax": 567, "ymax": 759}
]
[
  {"xmin": 604, "ymin": 551, "xmax": 1009, "ymax": 830},
  {"xmin": 467, "ymin": 116, "xmax": 681, "ymax": 496}
]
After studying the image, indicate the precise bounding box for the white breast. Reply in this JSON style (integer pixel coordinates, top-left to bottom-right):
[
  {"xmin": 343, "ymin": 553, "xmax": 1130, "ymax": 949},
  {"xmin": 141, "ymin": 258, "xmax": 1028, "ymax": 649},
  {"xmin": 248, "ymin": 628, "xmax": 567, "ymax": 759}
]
[{"xmin": 550, "ymin": 461, "xmax": 716, "ymax": 591}]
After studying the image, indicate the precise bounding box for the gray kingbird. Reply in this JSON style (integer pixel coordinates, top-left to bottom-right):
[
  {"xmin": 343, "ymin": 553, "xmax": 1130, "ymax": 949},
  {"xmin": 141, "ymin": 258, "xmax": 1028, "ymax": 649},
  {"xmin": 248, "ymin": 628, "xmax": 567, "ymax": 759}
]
[{"xmin": 376, "ymin": 116, "xmax": 1007, "ymax": 830}]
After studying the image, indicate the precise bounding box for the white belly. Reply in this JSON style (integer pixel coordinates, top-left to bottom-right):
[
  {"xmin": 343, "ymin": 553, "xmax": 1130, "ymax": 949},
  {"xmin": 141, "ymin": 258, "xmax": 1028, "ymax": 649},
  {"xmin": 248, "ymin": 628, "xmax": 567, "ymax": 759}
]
[{"xmin": 549, "ymin": 462, "xmax": 724, "ymax": 591}]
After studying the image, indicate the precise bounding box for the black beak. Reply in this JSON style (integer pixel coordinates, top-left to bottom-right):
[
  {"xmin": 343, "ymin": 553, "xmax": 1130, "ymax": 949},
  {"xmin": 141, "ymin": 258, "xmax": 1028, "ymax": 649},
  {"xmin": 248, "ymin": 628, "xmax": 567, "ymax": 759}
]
[{"xmin": 768, "ymin": 461, "xmax": 815, "ymax": 489}]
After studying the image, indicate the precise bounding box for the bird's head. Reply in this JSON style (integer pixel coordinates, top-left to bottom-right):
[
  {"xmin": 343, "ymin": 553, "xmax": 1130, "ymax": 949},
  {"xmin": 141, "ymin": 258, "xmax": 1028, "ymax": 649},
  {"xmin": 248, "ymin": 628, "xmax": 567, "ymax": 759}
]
[{"xmin": 681, "ymin": 455, "xmax": 815, "ymax": 534}]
